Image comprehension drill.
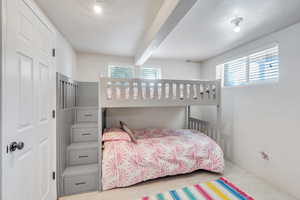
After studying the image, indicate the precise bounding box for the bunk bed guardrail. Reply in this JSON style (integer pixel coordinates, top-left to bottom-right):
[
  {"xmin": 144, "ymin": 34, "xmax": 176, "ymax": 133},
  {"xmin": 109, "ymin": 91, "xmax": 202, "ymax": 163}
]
[
  {"xmin": 188, "ymin": 117, "xmax": 220, "ymax": 142},
  {"xmin": 188, "ymin": 117, "xmax": 209, "ymax": 134},
  {"xmin": 100, "ymin": 78, "xmax": 221, "ymax": 107},
  {"xmin": 57, "ymin": 73, "xmax": 78, "ymax": 110}
]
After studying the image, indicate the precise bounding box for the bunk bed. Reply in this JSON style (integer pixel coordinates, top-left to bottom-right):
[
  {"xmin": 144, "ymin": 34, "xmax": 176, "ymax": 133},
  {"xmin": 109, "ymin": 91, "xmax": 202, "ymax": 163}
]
[{"xmin": 98, "ymin": 78, "xmax": 224, "ymax": 191}]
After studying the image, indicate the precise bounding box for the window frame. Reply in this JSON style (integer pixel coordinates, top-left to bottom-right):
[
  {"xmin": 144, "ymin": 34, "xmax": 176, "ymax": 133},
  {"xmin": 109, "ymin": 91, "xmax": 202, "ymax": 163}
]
[{"xmin": 216, "ymin": 43, "xmax": 279, "ymax": 88}]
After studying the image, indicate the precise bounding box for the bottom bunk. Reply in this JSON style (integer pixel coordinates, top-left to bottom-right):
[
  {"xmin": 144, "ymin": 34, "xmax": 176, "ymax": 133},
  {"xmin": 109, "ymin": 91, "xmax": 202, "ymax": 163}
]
[{"xmin": 101, "ymin": 127, "xmax": 224, "ymax": 190}]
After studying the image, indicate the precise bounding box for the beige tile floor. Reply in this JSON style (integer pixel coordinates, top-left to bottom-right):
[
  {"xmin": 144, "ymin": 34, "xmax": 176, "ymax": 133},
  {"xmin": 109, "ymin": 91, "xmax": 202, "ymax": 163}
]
[{"xmin": 60, "ymin": 161, "xmax": 298, "ymax": 200}]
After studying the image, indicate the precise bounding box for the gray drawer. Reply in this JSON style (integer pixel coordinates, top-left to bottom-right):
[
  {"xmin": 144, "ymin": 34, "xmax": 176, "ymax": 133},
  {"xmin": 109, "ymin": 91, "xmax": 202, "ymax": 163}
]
[
  {"xmin": 72, "ymin": 128, "xmax": 98, "ymax": 143},
  {"xmin": 68, "ymin": 148, "xmax": 98, "ymax": 166},
  {"xmin": 67, "ymin": 142, "xmax": 98, "ymax": 166},
  {"xmin": 76, "ymin": 109, "xmax": 98, "ymax": 122},
  {"xmin": 64, "ymin": 174, "xmax": 98, "ymax": 196}
]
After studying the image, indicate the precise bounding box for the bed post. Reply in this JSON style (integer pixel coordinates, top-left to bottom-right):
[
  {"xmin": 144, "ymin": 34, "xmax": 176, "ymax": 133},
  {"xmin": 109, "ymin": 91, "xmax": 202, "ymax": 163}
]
[
  {"xmin": 216, "ymin": 79, "xmax": 222, "ymax": 146},
  {"xmin": 98, "ymin": 78, "xmax": 103, "ymax": 192},
  {"xmin": 185, "ymin": 105, "xmax": 191, "ymax": 129}
]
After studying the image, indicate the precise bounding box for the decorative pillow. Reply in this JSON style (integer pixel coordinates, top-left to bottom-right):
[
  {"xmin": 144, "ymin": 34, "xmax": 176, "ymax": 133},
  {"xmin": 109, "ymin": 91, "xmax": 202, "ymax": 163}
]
[
  {"xmin": 103, "ymin": 128, "xmax": 131, "ymax": 142},
  {"xmin": 120, "ymin": 121, "xmax": 138, "ymax": 143}
]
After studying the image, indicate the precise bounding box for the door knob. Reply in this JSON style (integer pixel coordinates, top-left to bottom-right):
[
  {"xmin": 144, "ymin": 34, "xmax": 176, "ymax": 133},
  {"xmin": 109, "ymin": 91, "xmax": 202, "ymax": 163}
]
[{"xmin": 9, "ymin": 142, "xmax": 25, "ymax": 152}]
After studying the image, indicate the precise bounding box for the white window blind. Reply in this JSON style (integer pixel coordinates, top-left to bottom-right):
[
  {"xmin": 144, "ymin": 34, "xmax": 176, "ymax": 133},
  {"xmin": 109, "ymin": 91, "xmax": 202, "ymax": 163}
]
[
  {"xmin": 140, "ymin": 68, "xmax": 161, "ymax": 79},
  {"xmin": 224, "ymin": 57, "xmax": 248, "ymax": 86},
  {"xmin": 108, "ymin": 66, "xmax": 134, "ymax": 79},
  {"xmin": 249, "ymin": 46, "xmax": 279, "ymax": 83},
  {"xmin": 216, "ymin": 45, "xmax": 279, "ymax": 87}
]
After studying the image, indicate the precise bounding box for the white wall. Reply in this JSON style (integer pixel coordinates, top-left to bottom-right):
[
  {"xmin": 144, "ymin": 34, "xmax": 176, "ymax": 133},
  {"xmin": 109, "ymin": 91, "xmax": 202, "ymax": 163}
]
[
  {"xmin": 56, "ymin": 33, "xmax": 77, "ymax": 79},
  {"xmin": 106, "ymin": 107, "xmax": 187, "ymax": 129},
  {"xmin": 76, "ymin": 52, "xmax": 202, "ymax": 129},
  {"xmin": 75, "ymin": 52, "xmax": 201, "ymax": 81},
  {"xmin": 200, "ymin": 22, "xmax": 300, "ymax": 198}
]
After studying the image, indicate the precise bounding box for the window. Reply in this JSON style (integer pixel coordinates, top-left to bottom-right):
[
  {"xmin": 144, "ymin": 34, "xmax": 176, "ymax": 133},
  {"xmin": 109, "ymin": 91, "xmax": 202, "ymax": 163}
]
[
  {"xmin": 216, "ymin": 45, "xmax": 279, "ymax": 87},
  {"xmin": 248, "ymin": 46, "xmax": 279, "ymax": 82},
  {"xmin": 108, "ymin": 66, "xmax": 134, "ymax": 79},
  {"xmin": 108, "ymin": 65, "xmax": 161, "ymax": 79},
  {"xmin": 140, "ymin": 67, "xmax": 161, "ymax": 79}
]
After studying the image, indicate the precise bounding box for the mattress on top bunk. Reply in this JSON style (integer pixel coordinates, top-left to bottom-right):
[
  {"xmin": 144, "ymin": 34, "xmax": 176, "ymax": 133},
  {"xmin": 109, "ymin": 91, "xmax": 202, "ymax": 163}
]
[{"xmin": 102, "ymin": 128, "xmax": 224, "ymax": 190}]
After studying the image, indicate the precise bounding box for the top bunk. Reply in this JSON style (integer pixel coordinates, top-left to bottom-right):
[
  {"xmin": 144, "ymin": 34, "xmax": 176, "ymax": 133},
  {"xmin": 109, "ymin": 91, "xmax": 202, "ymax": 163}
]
[{"xmin": 99, "ymin": 77, "xmax": 221, "ymax": 108}]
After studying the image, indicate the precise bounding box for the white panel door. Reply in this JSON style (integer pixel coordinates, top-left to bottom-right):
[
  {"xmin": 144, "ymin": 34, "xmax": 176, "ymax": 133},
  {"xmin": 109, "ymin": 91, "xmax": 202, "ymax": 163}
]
[{"xmin": 1, "ymin": 0, "xmax": 56, "ymax": 200}]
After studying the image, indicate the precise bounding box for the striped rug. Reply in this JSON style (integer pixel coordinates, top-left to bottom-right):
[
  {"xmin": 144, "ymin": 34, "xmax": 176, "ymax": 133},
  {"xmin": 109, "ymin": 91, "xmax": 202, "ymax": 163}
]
[{"xmin": 139, "ymin": 177, "xmax": 254, "ymax": 200}]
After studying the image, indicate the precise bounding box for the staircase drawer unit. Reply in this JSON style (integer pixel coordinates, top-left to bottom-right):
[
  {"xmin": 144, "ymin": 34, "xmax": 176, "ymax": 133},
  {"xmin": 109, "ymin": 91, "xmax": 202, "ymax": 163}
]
[
  {"xmin": 67, "ymin": 142, "xmax": 98, "ymax": 166},
  {"xmin": 63, "ymin": 164, "xmax": 98, "ymax": 196}
]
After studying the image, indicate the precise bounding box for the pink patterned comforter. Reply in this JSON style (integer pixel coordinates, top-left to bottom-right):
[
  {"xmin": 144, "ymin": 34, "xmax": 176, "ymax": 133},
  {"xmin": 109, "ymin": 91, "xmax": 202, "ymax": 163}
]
[{"xmin": 102, "ymin": 128, "xmax": 224, "ymax": 190}]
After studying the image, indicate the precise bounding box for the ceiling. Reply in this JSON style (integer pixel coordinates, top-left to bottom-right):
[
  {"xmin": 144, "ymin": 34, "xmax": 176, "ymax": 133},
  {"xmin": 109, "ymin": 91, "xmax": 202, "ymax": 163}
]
[
  {"xmin": 153, "ymin": 0, "xmax": 300, "ymax": 61},
  {"xmin": 35, "ymin": 0, "xmax": 163, "ymax": 56},
  {"xmin": 35, "ymin": 0, "xmax": 300, "ymax": 61}
]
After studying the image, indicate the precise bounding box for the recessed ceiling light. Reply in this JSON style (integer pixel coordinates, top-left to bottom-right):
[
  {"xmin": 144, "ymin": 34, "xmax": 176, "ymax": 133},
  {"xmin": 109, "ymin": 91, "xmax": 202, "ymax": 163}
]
[
  {"xmin": 234, "ymin": 26, "xmax": 241, "ymax": 33},
  {"xmin": 93, "ymin": 4, "xmax": 102, "ymax": 14},
  {"xmin": 231, "ymin": 17, "xmax": 243, "ymax": 33},
  {"xmin": 93, "ymin": 0, "xmax": 103, "ymax": 14}
]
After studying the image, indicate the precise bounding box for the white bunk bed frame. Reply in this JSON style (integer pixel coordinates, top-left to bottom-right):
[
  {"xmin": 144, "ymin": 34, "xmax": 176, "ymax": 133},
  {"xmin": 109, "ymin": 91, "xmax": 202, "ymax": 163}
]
[{"xmin": 98, "ymin": 77, "xmax": 222, "ymax": 191}]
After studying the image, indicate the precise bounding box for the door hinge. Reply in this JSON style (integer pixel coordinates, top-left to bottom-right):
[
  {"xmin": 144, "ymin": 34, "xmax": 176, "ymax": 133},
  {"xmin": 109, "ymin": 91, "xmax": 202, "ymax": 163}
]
[
  {"xmin": 52, "ymin": 171, "xmax": 56, "ymax": 180},
  {"xmin": 52, "ymin": 110, "xmax": 56, "ymax": 119},
  {"xmin": 52, "ymin": 48, "xmax": 56, "ymax": 57}
]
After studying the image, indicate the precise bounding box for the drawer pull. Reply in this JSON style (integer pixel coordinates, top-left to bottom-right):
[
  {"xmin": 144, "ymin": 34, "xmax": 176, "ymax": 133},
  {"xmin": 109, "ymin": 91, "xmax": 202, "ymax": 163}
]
[
  {"xmin": 81, "ymin": 133, "xmax": 91, "ymax": 136},
  {"xmin": 78, "ymin": 155, "xmax": 89, "ymax": 158},
  {"xmin": 84, "ymin": 114, "xmax": 93, "ymax": 117},
  {"xmin": 75, "ymin": 182, "xmax": 86, "ymax": 186}
]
